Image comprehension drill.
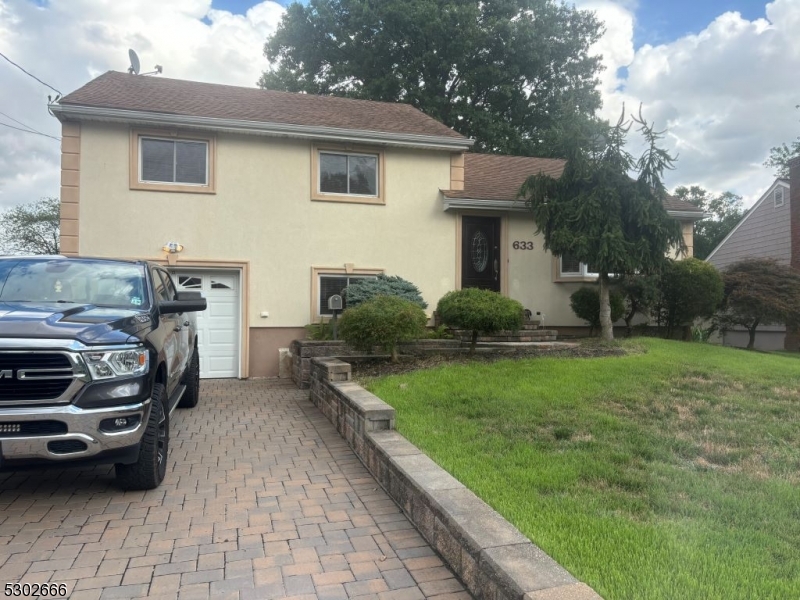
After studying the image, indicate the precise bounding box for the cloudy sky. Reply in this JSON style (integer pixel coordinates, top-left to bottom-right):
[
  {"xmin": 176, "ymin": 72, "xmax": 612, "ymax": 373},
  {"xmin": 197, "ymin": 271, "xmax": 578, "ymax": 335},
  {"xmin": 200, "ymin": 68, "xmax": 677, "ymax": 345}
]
[{"xmin": 0, "ymin": 0, "xmax": 798, "ymax": 212}]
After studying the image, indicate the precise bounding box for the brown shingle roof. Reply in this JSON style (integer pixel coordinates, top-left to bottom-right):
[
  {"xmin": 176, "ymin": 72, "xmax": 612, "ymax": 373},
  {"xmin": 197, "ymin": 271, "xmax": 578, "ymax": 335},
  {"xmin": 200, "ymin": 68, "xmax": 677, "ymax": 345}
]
[
  {"xmin": 59, "ymin": 71, "xmax": 466, "ymax": 140},
  {"xmin": 444, "ymin": 153, "xmax": 705, "ymax": 214},
  {"xmin": 445, "ymin": 154, "xmax": 566, "ymax": 201}
]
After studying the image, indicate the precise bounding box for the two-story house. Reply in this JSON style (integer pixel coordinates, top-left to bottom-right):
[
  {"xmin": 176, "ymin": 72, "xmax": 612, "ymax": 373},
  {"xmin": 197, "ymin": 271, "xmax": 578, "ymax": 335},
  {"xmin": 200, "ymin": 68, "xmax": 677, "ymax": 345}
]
[{"xmin": 52, "ymin": 72, "xmax": 704, "ymax": 378}]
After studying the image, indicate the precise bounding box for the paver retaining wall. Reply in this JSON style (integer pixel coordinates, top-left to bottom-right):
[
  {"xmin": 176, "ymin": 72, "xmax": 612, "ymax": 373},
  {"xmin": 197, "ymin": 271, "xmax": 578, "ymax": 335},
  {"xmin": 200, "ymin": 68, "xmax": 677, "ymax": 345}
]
[{"xmin": 308, "ymin": 356, "xmax": 602, "ymax": 600}]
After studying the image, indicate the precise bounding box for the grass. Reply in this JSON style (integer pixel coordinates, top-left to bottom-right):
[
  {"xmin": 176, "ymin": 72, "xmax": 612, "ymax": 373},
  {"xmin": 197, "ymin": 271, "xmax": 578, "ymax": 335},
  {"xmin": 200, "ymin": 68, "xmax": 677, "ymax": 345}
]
[{"xmin": 365, "ymin": 339, "xmax": 800, "ymax": 600}]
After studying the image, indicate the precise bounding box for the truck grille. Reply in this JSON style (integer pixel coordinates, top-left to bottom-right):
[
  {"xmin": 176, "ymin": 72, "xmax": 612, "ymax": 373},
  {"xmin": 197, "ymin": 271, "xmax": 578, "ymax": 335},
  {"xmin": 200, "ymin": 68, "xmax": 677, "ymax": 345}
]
[{"xmin": 0, "ymin": 353, "xmax": 75, "ymax": 401}]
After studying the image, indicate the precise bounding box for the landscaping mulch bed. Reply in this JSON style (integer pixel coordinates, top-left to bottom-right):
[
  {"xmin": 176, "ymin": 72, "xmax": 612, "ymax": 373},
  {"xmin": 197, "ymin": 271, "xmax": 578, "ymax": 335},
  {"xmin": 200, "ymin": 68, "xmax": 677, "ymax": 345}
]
[{"xmin": 350, "ymin": 340, "xmax": 629, "ymax": 381}]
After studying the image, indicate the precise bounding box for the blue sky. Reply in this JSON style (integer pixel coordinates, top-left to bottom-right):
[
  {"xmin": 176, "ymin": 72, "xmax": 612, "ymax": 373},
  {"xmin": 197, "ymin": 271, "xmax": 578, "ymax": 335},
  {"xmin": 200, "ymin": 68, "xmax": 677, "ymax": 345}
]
[
  {"xmin": 633, "ymin": 0, "xmax": 767, "ymax": 46},
  {"xmin": 212, "ymin": 0, "xmax": 769, "ymax": 49}
]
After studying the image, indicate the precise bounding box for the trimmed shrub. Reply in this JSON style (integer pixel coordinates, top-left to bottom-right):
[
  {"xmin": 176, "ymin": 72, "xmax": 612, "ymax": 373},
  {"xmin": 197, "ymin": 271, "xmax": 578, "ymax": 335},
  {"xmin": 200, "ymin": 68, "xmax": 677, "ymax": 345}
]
[
  {"xmin": 654, "ymin": 258, "xmax": 723, "ymax": 339},
  {"xmin": 570, "ymin": 286, "xmax": 625, "ymax": 335},
  {"xmin": 436, "ymin": 288, "xmax": 523, "ymax": 353},
  {"xmin": 338, "ymin": 296, "xmax": 428, "ymax": 362},
  {"xmin": 344, "ymin": 274, "xmax": 427, "ymax": 309}
]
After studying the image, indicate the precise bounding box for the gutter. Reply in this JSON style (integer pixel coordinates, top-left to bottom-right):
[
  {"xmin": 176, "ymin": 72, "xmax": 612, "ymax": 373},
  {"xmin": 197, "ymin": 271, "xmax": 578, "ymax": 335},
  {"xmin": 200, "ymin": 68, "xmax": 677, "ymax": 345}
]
[
  {"xmin": 50, "ymin": 104, "xmax": 474, "ymax": 151},
  {"xmin": 442, "ymin": 195, "xmax": 708, "ymax": 221},
  {"xmin": 441, "ymin": 196, "xmax": 529, "ymax": 212}
]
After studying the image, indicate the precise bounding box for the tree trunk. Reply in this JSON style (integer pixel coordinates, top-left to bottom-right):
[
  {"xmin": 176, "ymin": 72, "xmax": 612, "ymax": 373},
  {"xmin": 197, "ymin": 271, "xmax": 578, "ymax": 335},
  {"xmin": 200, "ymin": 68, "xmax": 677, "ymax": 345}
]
[
  {"xmin": 470, "ymin": 330, "xmax": 478, "ymax": 355},
  {"xmin": 598, "ymin": 273, "xmax": 614, "ymax": 341},
  {"xmin": 747, "ymin": 319, "xmax": 760, "ymax": 350},
  {"xmin": 390, "ymin": 345, "xmax": 399, "ymax": 363}
]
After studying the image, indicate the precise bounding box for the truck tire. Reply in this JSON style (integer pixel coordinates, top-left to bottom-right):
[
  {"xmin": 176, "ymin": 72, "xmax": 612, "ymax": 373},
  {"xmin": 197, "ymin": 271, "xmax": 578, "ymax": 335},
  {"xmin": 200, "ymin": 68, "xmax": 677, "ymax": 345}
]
[
  {"xmin": 115, "ymin": 383, "xmax": 169, "ymax": 490},
  {"xmin": 178, "ymin": 349, "xmax": 200, "ymax": 408}
]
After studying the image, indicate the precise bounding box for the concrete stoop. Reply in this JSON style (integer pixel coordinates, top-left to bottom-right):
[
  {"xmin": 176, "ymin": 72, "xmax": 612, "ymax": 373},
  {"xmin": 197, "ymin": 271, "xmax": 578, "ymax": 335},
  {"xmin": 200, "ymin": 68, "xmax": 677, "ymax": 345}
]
[{"xmin": 307, "ymin": 357, "xmax": 604, "ymax": 600}]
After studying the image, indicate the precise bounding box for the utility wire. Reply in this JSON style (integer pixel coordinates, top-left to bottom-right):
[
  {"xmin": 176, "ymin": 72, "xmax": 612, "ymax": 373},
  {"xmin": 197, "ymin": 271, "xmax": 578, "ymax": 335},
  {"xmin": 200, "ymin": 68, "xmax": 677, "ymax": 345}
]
[
  {"xmin": 0, "ymin": 109, "xmax": 54, "ymax": 138},
  {"xmin": 0, "ymin": 120, "xmax": 61, "ymax": 141},
  {"xmin": 0, "ymin": 50, "xmax": 62, "ymax": 96}
]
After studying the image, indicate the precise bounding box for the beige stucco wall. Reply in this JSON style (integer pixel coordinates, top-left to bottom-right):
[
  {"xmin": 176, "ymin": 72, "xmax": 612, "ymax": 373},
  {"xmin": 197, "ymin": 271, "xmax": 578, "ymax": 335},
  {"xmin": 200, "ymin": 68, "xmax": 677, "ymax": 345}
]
[
  {"xmin": 505, "ymin": 213, "xmax": 590, "ymax": 326},
  {"xmin": 77, "ymin": 122, "xmax": 455, "ymax": 328}
]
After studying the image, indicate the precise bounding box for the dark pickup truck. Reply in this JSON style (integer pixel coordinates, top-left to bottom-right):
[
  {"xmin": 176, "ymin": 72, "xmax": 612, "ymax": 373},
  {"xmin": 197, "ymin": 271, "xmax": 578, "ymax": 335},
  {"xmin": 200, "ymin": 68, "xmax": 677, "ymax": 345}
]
[{"xmin": 0, "ymin": 256, "xmax": 206, "ymax": 489}]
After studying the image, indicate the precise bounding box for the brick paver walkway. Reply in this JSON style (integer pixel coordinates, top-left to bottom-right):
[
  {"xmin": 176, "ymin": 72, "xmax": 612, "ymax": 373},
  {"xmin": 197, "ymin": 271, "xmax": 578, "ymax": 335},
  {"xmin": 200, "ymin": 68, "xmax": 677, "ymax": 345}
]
[{"xmin": 0, "ymin": 380, "xmax": 470, "ymax": 600}]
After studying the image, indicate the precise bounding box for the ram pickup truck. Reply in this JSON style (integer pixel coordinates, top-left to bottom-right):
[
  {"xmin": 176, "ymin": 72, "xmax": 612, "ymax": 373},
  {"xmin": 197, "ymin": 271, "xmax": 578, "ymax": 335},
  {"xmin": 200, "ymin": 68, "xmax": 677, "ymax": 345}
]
[{"xmin": 0, "ymin": 256, "xmax": 206, "ymax": 490}]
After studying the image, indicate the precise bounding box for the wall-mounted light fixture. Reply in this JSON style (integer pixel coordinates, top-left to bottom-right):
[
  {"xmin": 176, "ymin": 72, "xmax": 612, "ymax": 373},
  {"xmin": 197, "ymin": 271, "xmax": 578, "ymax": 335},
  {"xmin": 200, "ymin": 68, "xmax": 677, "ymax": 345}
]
[{"xmin": 162, "ymin": 242, "xmax": 184, "ymax": 254}]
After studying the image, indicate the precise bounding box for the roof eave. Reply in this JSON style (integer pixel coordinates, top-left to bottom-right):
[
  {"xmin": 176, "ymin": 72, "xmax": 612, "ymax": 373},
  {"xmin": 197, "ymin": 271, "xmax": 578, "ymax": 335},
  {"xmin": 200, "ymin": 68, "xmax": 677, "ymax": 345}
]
[
  {"xmin": 441, "ymin": 194, "xmax": 529, "ymax": 212},
  {"xmin": 51, "ymin": 103, "xmax": 475, "ymax": 151},
  {"xmin": 666, "ymin": 210, "xmax": 708, "ymax": 221}
]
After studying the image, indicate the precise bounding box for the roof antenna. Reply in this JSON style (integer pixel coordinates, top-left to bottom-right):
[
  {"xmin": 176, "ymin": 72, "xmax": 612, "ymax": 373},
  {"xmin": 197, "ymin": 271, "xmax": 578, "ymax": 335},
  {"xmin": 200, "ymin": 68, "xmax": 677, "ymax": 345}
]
[{"xmin": 128, "ymin": 49, "xmax": 163, "ymax": 76}]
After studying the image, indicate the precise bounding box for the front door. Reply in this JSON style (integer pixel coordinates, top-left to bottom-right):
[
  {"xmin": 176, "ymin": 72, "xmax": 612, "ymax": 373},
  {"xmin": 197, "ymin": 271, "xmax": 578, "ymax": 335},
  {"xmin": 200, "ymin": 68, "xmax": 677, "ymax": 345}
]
[{"xmin": 462, "ymin": 216, "xmax": 501, "ymax": 292}]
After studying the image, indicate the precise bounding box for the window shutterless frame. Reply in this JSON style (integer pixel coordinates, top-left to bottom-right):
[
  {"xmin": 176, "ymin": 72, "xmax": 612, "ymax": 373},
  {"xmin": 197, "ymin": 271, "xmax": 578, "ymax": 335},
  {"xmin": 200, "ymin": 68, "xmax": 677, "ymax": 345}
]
[
  {"xmin": 311, "ymin": 144, "xmax": 386, "ymax": 205},
  {"xmin": 129, "ymin": 129, "xmax": 216, "ymax": 194},
  {"xmin": 139, "ymin": 137, "xmax": 209, "ymax": 186}
]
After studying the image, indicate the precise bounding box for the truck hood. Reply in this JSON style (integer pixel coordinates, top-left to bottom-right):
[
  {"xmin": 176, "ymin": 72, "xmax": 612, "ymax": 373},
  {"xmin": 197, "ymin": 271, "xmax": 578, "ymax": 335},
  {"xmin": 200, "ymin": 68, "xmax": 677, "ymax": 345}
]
[{"xmin": 0, "ymin": 301, "xmax": 152, "ymax": 345}]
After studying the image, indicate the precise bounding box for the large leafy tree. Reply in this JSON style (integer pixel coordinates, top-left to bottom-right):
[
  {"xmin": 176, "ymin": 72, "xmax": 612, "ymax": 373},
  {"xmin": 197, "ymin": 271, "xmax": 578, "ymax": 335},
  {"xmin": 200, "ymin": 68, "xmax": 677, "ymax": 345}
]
[
  {"xmin": 673, "ymin": 186, "xmax": 745, "ymax": 260},
  {"xmin": 521, "ymin": 108, "xmax": 684, "ymax": 341},
  {"xmin": 716, "ymin": 258, "xmax": 800, "ymax": 350},
  {"xmin": 764, "ymin": 138, "xmax": 800, "ymax": 179},
  {"xmin": 0, "ymin": 197, "xmax": 60, "ymax": 255},
  {"xmin": 260, "ymin": 0, "xmax": 604, "ymax": 156}
]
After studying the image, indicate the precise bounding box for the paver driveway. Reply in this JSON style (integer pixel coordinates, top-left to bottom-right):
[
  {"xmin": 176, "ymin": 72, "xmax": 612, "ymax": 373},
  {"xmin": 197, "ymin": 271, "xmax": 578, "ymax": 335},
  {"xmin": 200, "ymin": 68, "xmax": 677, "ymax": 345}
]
[{"xmin": 0, "ymin": 380, "xmax": 470, "ymax": 600}]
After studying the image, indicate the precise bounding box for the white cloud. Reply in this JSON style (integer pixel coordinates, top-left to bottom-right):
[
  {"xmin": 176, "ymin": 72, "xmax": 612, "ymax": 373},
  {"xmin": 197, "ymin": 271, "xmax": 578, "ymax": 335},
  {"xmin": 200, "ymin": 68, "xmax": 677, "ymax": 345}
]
[
  {"xmin": 0, "ymin": 0, "xmax": 284, "ymax": 210},
  {"xmin": 577, "ymin": 0, "xmax": 800, "ymax": 206}
]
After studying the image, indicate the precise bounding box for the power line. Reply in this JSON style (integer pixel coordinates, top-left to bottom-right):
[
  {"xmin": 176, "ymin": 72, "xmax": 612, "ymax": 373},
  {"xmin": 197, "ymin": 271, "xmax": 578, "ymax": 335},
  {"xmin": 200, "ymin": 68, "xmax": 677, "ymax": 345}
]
[
  {"xmin": 0, "ymin": 121, "xmax": 61, "ymax": 141},
  {"xmin": 0, "ymin": 50, "xmax": 62, "ymax": 96},
  {"xmin": 0, "ymin": 110, "xmax": 54, "ymax": 138}
]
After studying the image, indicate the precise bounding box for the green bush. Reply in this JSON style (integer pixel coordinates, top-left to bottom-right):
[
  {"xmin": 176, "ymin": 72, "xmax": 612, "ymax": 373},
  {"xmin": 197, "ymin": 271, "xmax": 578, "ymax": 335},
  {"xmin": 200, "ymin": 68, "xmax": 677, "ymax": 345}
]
[
  {"xmin": 654, "ymin": 258, "xmax": 723, "ymax": 339},
  {"xmin": 338, "ymin": 296, "xmax": 428, "ymax": 362},
  {"xmin": 344, "ymin": 274, "xmax": 427, "ymax": 309},
  {"xmin": 569, "ymin": 286, "xmax": 625, "ymax": 335},
  {"xmin": 305, "ymin": 321, "xmax": 334, "ymax": 340},
  {"xmin": 436, "ymin": 288, "xmax": 523, "ymax": 353}
]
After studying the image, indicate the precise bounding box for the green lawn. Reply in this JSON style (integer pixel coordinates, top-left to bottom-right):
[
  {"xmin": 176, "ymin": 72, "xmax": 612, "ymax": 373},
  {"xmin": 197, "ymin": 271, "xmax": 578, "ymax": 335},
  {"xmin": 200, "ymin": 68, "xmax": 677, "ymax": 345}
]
[{"xmin": 366, "ymin": 339, "xmax": 800, "ymax": 600}]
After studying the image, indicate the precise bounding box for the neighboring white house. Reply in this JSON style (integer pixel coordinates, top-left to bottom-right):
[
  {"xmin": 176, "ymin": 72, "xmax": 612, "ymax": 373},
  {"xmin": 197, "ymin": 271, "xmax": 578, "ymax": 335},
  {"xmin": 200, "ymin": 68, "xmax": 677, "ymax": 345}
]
[
  {"xmin": 706, "ymin": 178, "xmax": 791, "ymax": 350},
  {"xmin": 51, "ymin": 71, "xmax": 704, "ymax": 377}
]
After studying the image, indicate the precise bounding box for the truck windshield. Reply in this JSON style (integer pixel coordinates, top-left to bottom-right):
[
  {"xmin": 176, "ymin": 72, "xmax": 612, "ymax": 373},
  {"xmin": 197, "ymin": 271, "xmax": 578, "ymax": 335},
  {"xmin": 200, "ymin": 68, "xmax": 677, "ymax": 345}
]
[{"xmin": 0, "ymin": 259, "xmax": 149, "ymax": 309}]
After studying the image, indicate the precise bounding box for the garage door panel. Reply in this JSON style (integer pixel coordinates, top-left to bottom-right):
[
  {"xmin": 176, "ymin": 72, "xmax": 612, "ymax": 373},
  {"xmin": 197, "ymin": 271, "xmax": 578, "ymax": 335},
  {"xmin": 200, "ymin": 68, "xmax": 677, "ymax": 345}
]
[{"xmin": 173, "ymin": 269, "xmax": 240, "ymax": 379}]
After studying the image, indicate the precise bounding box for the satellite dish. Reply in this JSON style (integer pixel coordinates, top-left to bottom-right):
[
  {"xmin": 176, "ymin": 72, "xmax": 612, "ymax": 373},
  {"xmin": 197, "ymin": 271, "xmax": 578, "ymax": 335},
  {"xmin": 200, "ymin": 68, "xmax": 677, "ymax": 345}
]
[{"xmin": 128, "ymin": 49, "xmax": 140, "ymax": 75}]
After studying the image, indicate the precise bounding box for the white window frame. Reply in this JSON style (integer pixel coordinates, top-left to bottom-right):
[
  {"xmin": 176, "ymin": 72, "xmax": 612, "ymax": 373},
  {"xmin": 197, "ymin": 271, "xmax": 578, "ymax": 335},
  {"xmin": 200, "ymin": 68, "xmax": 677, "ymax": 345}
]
[
  {"xmin": 774, "ymin": 186, "xmax": 785, "ymax": 208},
  {"xmin": 558, "ymin": 255, "xmax": 598, "ymax": 279},
  {"xmin": 139, "ymin": 136, "xmax": 210, "ymax": 187}
]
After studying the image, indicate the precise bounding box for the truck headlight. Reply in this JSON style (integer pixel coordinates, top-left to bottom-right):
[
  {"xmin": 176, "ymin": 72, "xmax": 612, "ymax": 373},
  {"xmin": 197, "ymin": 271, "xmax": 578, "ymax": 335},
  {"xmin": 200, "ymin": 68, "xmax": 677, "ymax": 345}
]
[{"xmin": 83, "ymin": 348, "xmax": 148, "ymax": 380}]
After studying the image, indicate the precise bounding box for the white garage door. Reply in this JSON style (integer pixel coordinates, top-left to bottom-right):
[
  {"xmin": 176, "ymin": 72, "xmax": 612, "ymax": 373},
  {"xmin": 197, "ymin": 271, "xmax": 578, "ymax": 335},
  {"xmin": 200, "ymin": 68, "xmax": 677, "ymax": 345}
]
[{"xmin": 173, "ymin": 270, "xmax": 240, "ymax": 379}]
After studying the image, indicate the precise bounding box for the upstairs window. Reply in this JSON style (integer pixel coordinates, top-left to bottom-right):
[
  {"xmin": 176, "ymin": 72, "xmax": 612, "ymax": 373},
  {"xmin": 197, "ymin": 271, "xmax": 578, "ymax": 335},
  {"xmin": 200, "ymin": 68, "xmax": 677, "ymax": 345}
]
[
  {"xmin": 312, "ymin": 145, "xmax": 385, "ymax": 204},
  {"xmin": 141, "ymin": 138, "xmax": 208, "ymax": 185},
  {"xmin": 131, "ymin": 130, "xmax": 216, "ymax": 193}
]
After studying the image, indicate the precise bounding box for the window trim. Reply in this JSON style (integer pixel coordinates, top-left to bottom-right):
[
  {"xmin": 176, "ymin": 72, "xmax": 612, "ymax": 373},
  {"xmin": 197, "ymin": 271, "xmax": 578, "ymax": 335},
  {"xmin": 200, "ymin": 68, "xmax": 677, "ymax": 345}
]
[
  {"xmin": 552, "ymin": 255, "xmax": 599, "ymax": 283},
  {"xmin": 774, "ymin": 186, "xmax": 785, "ymax": 208},
  {"xmin": 311, "ymin": 143, "xmax": 386, "ymax": 205},
  {"xmin": 129, "ymin": 128, "xmax": 216, "ymax": 194},
  {"xmin": 310, "ymin": 266, "xmax": 384, "ymax": 321}
]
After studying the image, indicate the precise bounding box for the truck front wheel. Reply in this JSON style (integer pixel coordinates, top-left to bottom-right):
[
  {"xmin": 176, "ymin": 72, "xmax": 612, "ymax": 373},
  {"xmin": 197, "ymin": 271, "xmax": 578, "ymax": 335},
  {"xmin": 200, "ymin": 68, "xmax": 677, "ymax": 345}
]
[{"xmin": 115, "ymin": 383, "xmax": 169, "ymax": 490}]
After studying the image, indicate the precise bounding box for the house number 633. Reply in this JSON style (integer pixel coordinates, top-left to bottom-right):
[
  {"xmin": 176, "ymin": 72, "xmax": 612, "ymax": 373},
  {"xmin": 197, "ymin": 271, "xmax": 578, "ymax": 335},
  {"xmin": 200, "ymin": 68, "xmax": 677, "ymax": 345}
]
[{"xmin": 512, "ymin": 241, "xmax": 534, "ymax": 250}]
